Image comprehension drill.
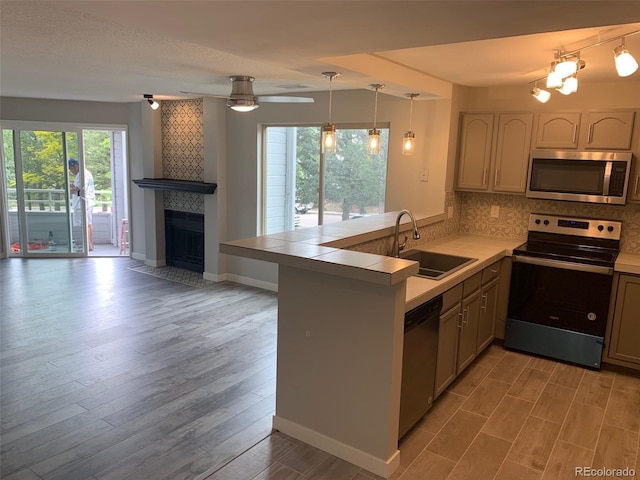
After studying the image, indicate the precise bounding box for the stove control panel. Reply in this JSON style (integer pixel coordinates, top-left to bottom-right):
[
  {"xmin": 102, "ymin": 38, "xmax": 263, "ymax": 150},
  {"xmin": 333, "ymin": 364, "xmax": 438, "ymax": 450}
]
[{"xmin": 528, "ymin": 214, "xmax": 622, "ymax": 240}]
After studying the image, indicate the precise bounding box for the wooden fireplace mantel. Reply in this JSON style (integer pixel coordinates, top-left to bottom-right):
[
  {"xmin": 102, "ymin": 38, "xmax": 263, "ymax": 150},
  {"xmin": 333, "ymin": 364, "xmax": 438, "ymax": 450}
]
[{"xmin": 132, "ymin": 178, "xmax": 217, "ymax": 194}]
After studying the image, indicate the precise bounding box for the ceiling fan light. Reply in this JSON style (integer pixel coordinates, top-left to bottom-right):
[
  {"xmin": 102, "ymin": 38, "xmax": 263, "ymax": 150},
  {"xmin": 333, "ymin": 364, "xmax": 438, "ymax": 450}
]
[
  {"xmin": 227, "ymin": 97, "xmax": 259, "ymax": 112},
  {"xmin": 530, "ymin": 87, "xmax": 551, "ymax": 103},
  {"xmin": 402, "ymin": 131, "xmax": 416, "ymax": 155},
  {"xmin": 614, "ymin": 45, "xmax": 639, "ymax": 77}
]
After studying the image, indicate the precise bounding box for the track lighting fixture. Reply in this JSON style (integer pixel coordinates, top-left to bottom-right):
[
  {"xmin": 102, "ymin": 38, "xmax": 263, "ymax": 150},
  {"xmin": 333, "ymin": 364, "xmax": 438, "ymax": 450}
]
[
  {"xmin": 614, "ymin": 38, "xmax": 639, "ymax": 77},
  {"xmin": 321, "ymin": 72, "xmax": 340, "ymax": 154},
  {"xmin": 530, "ymin": 29, "xmax": 639, "ymax": 103},
  {"xmin": 143, "ymin": 94, "xmax": 159, "ymax": 110},
  {"xmin": 530, "ymin": 84, "xmax": 551, "ymax": 103},
  {"xmin": 367, "ymin": 84, "xmax": 384, "ymax": 155},
  {"xmin": 402, "ymin": 93, "xmax": 419, "ymax": 155}
]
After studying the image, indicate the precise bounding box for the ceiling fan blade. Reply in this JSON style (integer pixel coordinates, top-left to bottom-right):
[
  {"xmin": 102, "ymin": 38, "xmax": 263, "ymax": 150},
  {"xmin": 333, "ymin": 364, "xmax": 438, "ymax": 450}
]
[
  {"xmin": 180, "ymin": 91, "xmax": 229, "ymax": 99},
  {"xmin": 257, "ymin": 96, "xmax": 314, "ymax": 103}
]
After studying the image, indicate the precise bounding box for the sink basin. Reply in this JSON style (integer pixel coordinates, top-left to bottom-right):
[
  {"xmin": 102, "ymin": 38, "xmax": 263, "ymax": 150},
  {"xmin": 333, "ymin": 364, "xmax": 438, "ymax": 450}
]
[{"xmin": 400, "ymin": 249, "xmax": 477, "ymax": 280}]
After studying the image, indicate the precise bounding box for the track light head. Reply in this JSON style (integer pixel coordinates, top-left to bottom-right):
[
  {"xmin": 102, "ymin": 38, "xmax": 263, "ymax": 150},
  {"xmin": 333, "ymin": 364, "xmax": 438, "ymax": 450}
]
[
  {"xmin": 614, "ymin": 39, "xmax": 639, "ymax": 77},
  {"xmin": 143, "ymin": 94, "xmax": 159, "ymax": 110}
]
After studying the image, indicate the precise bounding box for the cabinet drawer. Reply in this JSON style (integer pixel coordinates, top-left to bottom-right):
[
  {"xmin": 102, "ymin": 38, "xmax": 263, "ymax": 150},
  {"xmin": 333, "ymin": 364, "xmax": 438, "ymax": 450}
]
[
  {"xmin": 442, "ymin": 284, "xmax": 463, "ymax": 312},
  {"xmin": 463, "ymin": 272, "xmax": 482, "ymax": 297},
  {"xmin": 482, "ymin": 260, "xmax": 501, "ymax": 284}
]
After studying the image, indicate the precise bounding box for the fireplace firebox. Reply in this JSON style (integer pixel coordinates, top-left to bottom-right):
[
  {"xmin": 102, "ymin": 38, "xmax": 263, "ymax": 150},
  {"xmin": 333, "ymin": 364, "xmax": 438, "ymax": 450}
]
[{"xmin": 165, "ymin": 210, "xmax": 204, "ymax": 273}]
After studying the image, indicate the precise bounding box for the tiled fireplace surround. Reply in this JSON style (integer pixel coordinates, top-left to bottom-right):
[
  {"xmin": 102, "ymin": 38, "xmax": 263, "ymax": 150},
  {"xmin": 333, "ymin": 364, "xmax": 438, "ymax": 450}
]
[{"xmin": 161, "ymin": 99, "xmax": 640, "ymax": 266}]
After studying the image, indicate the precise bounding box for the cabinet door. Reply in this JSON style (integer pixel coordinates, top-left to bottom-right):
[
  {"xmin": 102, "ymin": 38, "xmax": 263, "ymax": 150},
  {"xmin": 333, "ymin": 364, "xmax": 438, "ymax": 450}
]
[
  {"xmin": 535, "ymin": 112, "xmax": 581, "ymax": 149},
  {"xmin": 457, "ymin": 289, "xmax": 481, "ymax": 372},
  {"xmin": 477, "ymin": 277, "xmax": 499, "ymax": 353},
  {"xmin": 493, "ymin": 114, "xmax": 533, "ymax": 193},
  {"xmin": 608, "ymin": 275, "xmax": 640, "ymax": 367},
  {"xmin": 457, "ymin": 113, "xmax": 494, "ymax": 190},
  {"xmin": 494, "ymin": 257, "xmax": 512, "ymax": 340},
  {"xmin": 583, "ymin": 111, "xmax": 635, "ymax": 150},
  {"xmin": 435, "ymin": 304, "xmax": 461, "ymax": 397}
]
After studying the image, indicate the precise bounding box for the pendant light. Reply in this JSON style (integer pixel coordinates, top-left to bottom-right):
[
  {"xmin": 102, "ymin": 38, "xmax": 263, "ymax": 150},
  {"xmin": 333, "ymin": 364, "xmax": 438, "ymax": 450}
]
[
  {"xmin": 402, "ymin": 93, "xmax": 419, "ymax": 155},
  {"xmin": 321, "ymin": 72, "xmax": 340, "ymax": 154},
  {"xmin": 614, "ymin": 38, "xmax": 639, "ymax": 77},
  {"xmin": 367, "ymin": 84, "xmax": 384, "ymax": 155}
]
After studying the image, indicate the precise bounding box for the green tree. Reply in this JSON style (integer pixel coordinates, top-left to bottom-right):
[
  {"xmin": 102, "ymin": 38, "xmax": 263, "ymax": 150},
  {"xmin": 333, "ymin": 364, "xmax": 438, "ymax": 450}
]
[{"xmin": 295, "ymin": 127, "xmax": 320, "ymax": 207}]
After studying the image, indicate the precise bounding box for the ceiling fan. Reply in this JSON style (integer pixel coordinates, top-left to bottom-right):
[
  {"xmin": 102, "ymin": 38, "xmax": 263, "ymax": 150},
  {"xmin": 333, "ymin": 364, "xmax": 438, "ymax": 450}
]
[{"xmin": 181, "ymin": 75, "xmax": 314, "ymax": 112}]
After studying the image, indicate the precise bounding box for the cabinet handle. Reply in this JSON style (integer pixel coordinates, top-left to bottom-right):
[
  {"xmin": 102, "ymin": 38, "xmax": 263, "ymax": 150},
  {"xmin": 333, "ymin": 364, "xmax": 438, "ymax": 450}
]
[
  {"xmin": 635, "ymin": 175, "xmax": 639, "ymax": 196},
  {"xmin": 491, "ymin": 268, "xmax": 499, "ymax": 274},
  {"xmin": 572, "ymin": 124, "xmax": 577, "ymax": 144},
  {"xmin": 588, "ymin": 124, "xmax": 594, "ymax": 144},
  {"xmin": 458, "ymin": 312, "xmax": 464, "ymax": 329},
  {"xmin": 494, "ymin": 169, "xmax": 499, "ymax": 187},
  {"xmin": 481, "ymin": 294, "xmax": 487, "ymax": 311},
  {"xmin": 483, "ymin": 168, "xmax": 488, "ymax": 186},
  {"xmin": 462, "ymin": 308, "xmax": 469, "ymax": 327}
]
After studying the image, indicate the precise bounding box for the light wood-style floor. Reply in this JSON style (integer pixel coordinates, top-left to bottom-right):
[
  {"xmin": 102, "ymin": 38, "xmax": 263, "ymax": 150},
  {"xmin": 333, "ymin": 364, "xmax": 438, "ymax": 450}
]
[
  {"xmin": 3, "ymin": 258, "xmax": 640, "ymax": 480},
  {"xmin": 208, "ymin": 344, "xmax": 640, "ymax": 480},
  {"xmin": 1, "ymin": 258, "xmax": 278, "ymax": 480}
]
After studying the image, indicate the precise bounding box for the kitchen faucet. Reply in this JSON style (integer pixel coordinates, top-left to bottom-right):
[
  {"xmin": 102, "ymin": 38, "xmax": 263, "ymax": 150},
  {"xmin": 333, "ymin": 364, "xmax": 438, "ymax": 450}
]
[{"xmin": 390, "ymin": 209, "xmax": 420, "ymax": 257}]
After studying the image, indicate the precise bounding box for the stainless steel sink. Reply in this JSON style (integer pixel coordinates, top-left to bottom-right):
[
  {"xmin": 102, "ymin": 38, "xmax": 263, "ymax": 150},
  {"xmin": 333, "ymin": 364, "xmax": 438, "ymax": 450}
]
[{"xmin": 400, "ymin": 249, "xmax": 477, "ymax": 280}]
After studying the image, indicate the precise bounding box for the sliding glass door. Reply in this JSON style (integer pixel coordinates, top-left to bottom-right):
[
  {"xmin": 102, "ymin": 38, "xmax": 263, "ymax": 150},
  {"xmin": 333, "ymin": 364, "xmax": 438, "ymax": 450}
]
[{"xmin": 2, "ymin": 127, "xmax": 87, "ymax": 256}]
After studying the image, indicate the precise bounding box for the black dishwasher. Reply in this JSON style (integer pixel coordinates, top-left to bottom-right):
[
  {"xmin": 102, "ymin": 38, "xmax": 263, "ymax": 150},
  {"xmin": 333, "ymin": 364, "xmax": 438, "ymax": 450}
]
[{"xmin": 399, "ymin": 295, "xmax": 443, "ymax": 438}]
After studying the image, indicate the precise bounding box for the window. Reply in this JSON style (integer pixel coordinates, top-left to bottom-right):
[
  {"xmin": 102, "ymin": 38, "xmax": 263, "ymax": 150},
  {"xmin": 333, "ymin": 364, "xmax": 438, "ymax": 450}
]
[{"xmin": 263, "ymin": 126, "xmax": 389, "ymax": 234}]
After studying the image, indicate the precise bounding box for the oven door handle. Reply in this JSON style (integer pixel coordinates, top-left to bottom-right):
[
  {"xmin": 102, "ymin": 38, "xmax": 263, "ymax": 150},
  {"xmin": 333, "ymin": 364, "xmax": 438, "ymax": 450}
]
[{"xmin": 513, "ymin": 255, "xmax": 613, "ymax": 275}]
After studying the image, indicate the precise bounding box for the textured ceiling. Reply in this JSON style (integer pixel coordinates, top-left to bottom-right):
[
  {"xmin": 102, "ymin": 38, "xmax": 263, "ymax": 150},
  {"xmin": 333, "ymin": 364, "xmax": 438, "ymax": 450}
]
[{"xmin": 1, "ymin": 1, "xmax": 639, "ymax": 103}]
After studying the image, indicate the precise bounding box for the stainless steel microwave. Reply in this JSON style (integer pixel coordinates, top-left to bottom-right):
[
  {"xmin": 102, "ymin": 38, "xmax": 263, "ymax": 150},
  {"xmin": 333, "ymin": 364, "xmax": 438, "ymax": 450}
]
[{"xmin": 526, "ymin": 150, "xmax": 633, "ymax": 205}]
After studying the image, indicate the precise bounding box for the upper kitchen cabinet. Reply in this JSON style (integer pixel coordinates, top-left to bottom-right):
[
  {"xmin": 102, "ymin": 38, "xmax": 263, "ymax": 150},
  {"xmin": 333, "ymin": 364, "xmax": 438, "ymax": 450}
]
[
  {"xmin": 534, "ymin": 112, "xmax": 581, "ymax": 149},
  {"xmin": 581, "ymin": 111, "xmax": 635, "ymax": 150},
  {"xmin": 456, "ymin": 112, "xmax": 533, "ymax": 193},
  {"xmin": 535, "ymin": 111, "xmax": 635, "ymax": 150},
  {"xmin": 456, "ymin": 113, "xmax": 494, "ymax": 191}
]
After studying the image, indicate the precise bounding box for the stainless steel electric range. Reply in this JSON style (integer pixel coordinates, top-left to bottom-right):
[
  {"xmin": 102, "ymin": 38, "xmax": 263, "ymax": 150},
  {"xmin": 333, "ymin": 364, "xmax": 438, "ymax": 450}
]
[{"xmin": 505, "ymin": 213, "xmax": 621, "ymax": 369}]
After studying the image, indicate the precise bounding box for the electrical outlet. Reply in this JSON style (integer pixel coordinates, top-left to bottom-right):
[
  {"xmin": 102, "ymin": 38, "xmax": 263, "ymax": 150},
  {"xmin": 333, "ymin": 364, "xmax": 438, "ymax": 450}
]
[
  {"xmin": 490, "ymin": 205, "xmax": 500, "ymax": 218},
  {"xmin": 448, "ymin": 206, "xmax": 454, "ymax": 218},
  {"xmin": 420, "ymin": 168, "xmax": 429, "ymax": 182}
]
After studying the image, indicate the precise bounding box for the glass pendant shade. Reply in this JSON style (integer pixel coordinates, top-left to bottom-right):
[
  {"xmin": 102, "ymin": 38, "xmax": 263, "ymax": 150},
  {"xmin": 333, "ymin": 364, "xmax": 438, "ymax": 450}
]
[
  {"xmin": 402, "ymin": 131, "xmax": 416, "ymax": 155},
  {"xmin": 557, "ymin": 75, "xmax": 578, "ymax": 95},
  {"xmin": 546, "ymin": 70, "xmax": 563, "ymax": 89},
  {"xmin": 367, "ymin": 128, "xmax": 381, "ymax": 155},
  {"xmin": 531, "ymin": 87, "xmax": 551, "ymax": 103},
  {"xmin": 322, "ymin": 123, "xmax": 337, "ymax": 154},
  {"xmin": 555, "ymin": 58, "xmax": 578, "ymax": 78},
  {"xmin": 614, "ymin": 45, "xmax": 639, "ymax": 77}
]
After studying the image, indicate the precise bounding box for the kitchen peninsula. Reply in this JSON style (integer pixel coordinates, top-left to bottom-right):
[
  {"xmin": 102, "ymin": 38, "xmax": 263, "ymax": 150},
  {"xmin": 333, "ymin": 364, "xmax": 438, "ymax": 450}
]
[{"xmin": 220, "ymin": 212, "xmax": 523, "ymax": 478}]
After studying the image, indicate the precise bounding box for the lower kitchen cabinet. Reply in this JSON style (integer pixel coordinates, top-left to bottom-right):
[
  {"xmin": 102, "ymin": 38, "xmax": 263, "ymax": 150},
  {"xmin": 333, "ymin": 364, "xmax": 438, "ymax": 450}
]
[
  {"xmin": 605, "ymin": 274, "xmax": 640, "ymax": 369},
  {"xmin": 435, "ymin": 273, "xmax": 482, "ymax": 397},
  {"xmin": 494, "ymin": 257, "xmax": 512, "ymax": 339},
  {"xmin": 477, "ymin": 277, "xmax": 499, "ymax": 352}
]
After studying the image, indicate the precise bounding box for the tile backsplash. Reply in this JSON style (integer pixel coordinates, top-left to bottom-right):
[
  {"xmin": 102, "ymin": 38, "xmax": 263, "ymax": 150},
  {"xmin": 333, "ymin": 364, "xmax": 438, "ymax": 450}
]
[{"xmin": 349, "ymin": 191, "xmax": 640, "ymax": 255}]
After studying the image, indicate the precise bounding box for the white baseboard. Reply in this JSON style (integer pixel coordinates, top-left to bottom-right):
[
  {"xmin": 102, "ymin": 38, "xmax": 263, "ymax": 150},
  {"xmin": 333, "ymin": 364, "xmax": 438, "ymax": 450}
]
[
  {"xmin": 131, "ymin": 252, "xmax": 145, "ymax": 261},
  {"xmin": 203, "ymin": 271, "xmax": 227, "ymax": 282},
  {"xmin": 225, "ymin": 273, "xmax": 278, "ymax": 292},
  {"xmin": 272, "ymin": 416, "xmax": 400, "ymax": 479}
]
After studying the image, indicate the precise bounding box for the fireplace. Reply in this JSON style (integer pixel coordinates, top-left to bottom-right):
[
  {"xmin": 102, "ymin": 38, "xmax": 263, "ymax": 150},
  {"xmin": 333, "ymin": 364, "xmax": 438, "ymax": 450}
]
[{"xmin": 165, "ymin": 210, "xmax": 204, "ymax": 273}]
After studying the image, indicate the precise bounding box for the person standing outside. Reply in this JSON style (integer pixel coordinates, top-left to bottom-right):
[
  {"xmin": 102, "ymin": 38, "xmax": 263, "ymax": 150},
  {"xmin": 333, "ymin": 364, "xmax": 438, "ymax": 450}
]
[{"xmin": 68, "ymin": 158, "xmax": 96, "ymax": 251}]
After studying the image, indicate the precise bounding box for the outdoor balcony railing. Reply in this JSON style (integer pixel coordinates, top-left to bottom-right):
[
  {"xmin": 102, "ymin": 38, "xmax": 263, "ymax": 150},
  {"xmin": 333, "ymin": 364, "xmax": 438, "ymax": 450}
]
[{"xmin": 5, "ymin": 188, "xmax": 113, "ymax": 212}]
